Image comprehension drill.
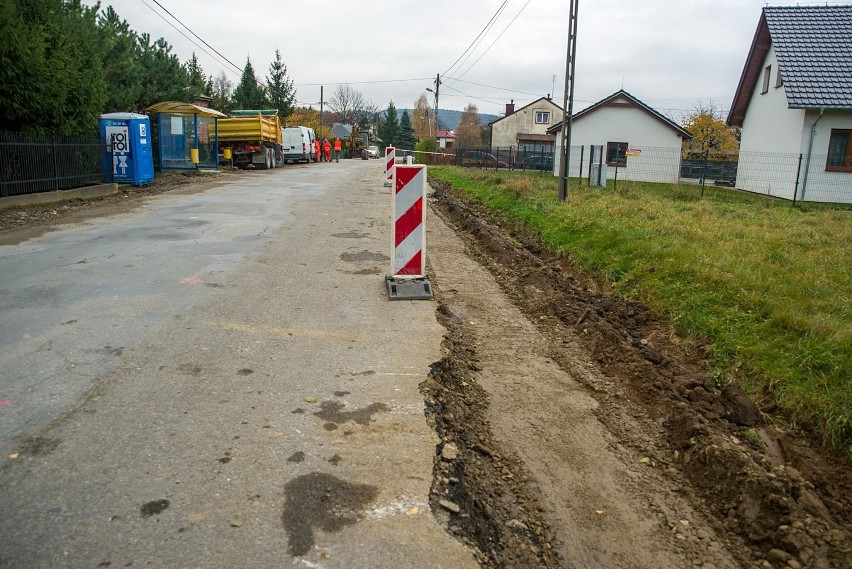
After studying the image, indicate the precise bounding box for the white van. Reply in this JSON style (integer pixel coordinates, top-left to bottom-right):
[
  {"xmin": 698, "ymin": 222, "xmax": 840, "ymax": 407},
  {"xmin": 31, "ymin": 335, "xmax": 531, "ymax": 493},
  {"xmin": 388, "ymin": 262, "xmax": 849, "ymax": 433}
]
[{"xmin": 282, "ymin": 126, "xmax": 316, "ymax": 163}]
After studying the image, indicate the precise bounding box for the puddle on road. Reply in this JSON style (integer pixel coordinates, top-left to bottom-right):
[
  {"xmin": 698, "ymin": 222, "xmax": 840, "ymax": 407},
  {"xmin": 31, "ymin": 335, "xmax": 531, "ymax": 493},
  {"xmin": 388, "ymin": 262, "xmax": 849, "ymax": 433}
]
[
  {"xmin": 282, "ymin": 472, "xmax": 378, "ymax": 556},
  {"xmin": 313, "ymin": 401, "xmax": 389, "ymax": 426}
]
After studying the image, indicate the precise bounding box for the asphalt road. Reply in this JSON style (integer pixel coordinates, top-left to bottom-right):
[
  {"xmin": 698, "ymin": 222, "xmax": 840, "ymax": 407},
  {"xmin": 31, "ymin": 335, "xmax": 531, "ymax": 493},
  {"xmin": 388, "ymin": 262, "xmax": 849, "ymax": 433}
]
[{"xmin": 0, "ymin": 161, "xmax": 478, "ymax": 568}]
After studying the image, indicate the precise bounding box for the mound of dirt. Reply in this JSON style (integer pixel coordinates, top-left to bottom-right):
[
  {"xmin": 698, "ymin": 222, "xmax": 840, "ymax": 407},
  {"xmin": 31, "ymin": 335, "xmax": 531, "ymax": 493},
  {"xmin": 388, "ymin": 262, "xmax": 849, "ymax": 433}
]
[{"xmin": 427, "ymin": 180, "xmax": 851, "ymax": 568}]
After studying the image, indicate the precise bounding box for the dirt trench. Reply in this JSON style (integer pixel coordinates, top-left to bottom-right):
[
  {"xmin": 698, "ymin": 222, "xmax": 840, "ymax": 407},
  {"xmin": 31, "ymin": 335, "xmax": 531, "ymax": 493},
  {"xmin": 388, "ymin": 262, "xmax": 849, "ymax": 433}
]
[{"xmin": 422, "ymin": 180, "xmax": 852, "ymax": 569}]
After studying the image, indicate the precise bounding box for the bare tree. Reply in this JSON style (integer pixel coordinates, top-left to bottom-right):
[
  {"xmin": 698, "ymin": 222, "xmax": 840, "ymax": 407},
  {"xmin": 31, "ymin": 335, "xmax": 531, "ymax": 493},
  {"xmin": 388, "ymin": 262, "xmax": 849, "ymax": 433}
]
[
  {"xmin": 354, "ymin": 99, "xmax": 380, "ymax": 127},
  {"xmin": 454, "ymin": 103, "xmax": 481, "ymax": 148},
  {"xmin": 327, "ymin": 84, "xmax": 365, "ymax": 123},
  {"xmin": 210, "ymin": 70, "xmax": 233, "ymax": 114}
]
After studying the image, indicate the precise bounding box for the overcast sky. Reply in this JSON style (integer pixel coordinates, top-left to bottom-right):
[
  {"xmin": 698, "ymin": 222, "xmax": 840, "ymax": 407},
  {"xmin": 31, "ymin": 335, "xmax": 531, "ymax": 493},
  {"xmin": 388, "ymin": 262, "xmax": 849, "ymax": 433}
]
[{"xmin": 85, "ymin": 0, "xmax": 843, "ymax": 121}]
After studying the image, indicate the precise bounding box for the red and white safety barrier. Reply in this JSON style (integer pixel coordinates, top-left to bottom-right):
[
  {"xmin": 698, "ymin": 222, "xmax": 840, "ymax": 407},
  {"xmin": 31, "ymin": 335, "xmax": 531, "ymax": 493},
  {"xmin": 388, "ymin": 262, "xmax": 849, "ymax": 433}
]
[
  {"xmin": 391, "ymin": 165, "xmax": 426, "ymax": 277},
  {"xmin": 384, "ymin": 146, "xmax": 395, "ymax": 187}
]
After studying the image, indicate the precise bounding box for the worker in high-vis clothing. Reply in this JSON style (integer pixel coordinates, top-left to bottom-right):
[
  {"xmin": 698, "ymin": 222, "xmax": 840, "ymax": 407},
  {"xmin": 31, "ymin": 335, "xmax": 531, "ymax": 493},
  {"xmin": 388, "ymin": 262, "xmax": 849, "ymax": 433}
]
[
  {"xmin": 323, "ymin": 138, "xmax": 332, "ymax": 163},
  {"xmin": 333, "ymin": 138, "xmax": 342, "ymax": 162},
  {"xmin": 313, "ymin": 138, "xmax": 321, "ymax": 163}
]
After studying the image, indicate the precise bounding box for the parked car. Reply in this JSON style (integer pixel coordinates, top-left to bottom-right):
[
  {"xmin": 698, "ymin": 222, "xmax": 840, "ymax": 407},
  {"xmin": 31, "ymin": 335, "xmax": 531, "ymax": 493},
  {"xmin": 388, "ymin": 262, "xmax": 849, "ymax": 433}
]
[
  {"xmin": 458, "ymin": 150, "xmax": 508, "ymax": 169},
  {"xmin": 522, "ymin": 154, "xmax": 554, "ymax": 171},
  {"xmin": 366, "ymin": 145, "xmax": 380, "ymax": 158},
  {"xmin": 281, "ymin": 126, "xmax": 316, "ymax": 163}
]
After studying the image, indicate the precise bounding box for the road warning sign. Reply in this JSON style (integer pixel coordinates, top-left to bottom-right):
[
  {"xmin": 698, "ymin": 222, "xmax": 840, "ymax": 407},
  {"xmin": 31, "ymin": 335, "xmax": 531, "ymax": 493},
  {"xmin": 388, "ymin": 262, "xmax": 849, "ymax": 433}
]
[
  {"xmin": 384, "ymin": 146, "xmax": 395, "ymax": 187},
  {"xmin": 385, "ymin": 164, "xmax": 432, "ymax": 300}
]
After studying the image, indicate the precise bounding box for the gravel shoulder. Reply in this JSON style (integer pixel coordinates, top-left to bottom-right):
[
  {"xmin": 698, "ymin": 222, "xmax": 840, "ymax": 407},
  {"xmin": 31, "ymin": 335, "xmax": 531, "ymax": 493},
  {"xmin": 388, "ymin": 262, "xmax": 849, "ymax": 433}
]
[{"xmin": 424, "ymin": 181, "xmax": 851, "ymax": 569}]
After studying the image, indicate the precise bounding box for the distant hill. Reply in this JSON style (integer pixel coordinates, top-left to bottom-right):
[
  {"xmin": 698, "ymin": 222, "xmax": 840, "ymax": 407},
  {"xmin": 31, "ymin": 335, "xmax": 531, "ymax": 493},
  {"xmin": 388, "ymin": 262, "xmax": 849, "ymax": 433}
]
[{"xmin": 393, "ymin": 108, "xmax": 500, "ymax": 130}]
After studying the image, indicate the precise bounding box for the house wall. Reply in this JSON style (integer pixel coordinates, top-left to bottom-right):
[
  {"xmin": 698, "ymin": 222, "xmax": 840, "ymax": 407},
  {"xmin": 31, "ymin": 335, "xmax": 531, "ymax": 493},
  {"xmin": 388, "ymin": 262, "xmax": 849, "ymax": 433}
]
[
  {"xmin": 491, "ymin": 99, "xmax": 563, "ymax": 148},
  {"xmin": 735, "ymin": 45, "xmax": 809, "ymax": 200},
  {"xmin": 553, "ymin": 101, "xmax": 684, "ymax": 183},
  {"xmin": 798, "ymin": 110, "xmax": 852, "ymax": 203}
]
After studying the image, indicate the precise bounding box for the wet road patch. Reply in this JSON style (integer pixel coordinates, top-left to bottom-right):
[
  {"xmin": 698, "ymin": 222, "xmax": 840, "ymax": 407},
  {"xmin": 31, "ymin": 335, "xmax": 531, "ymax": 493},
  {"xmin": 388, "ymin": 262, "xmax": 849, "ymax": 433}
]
[
  {"xmin": 140, "ymin": 499, "xmax": 170, "ymax": 518},
  {"xmin": 313, "ymin": 401, "xmax": 389, "ymax": 426},
  {"xmin": 281, "ymin": 472, "xmax": 378, "ymax": 556}
]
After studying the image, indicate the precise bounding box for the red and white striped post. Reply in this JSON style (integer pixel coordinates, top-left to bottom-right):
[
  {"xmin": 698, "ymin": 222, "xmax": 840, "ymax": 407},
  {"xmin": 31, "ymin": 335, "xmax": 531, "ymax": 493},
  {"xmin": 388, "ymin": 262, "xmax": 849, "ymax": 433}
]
[
  {"xmin": 384, "ymin": 146, "xmax": 395, "ymax": 187},
  {"xmin": 385, "ymin": 164, "xmax": 432, "ymax": 300}
]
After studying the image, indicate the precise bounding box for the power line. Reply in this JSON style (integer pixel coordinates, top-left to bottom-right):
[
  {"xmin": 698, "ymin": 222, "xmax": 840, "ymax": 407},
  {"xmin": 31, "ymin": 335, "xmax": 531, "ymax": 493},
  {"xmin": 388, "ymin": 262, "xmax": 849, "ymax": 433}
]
[
  {"xmin": 442, "ymin": 83, "xmax": 504, "ymax": 106},
  {"xmin": 446, "ymin": 1, "xmax": 510, "ymax": 81},
  {"xmin": 294, "ymin": 77, "xmax": 433, "ymax": 87},
  {"xmin": 452, "ymin": 0, "xmax": 532, "ymax": 82},
  {"xmin": 148, "ymin": 0, "xmax": 242, "ymax": 74},
  {"xmin": 137, "ymin": 0, "xmax": 239, "ymax": 78},
  {"xmin": 443, "ymin": 77, "xmax": 543, "ymax": 98},
  {"xmin": 442, "ymin": 0, "xmax": 509, "ymax": 78}
]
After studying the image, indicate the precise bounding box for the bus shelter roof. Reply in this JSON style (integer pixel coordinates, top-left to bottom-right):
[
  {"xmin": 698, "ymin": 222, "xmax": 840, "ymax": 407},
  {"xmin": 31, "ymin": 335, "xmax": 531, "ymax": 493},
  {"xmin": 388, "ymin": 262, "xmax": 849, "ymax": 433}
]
[{"xmin": 146, "ymin": 101, "xmax": 225, "ymax": 118}]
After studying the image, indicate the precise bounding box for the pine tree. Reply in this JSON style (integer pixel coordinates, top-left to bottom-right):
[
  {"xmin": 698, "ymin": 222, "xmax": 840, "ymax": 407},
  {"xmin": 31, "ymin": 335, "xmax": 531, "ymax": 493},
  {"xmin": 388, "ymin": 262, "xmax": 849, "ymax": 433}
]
[
  {"xmin": 97, "ymin": 6, "xmax": 142, "ymax": 113},
  {"xmin": 397, "ymin": 110, "xmax": 416, "ymax": 150},
  {"xmin": 232, "ymin": 58, "xmax": 267, "ymax": 109},
  {"xmin": 135, "ymin": 34, "xmax": 192, "ymax": 110},
  {"xmin": 185, "ymin": 52, "xmax": 208, "ymax": 102},
  {"xmin": 266, "ymin": 49, "xmax": 296, "ymax": 119},
  {"xmin": 379, "ymin": 101, "xmax": 399, "ymax": 147},
  {"xmin": 0, "ymin": 0, "xmax": 107, "ymax": 134}
]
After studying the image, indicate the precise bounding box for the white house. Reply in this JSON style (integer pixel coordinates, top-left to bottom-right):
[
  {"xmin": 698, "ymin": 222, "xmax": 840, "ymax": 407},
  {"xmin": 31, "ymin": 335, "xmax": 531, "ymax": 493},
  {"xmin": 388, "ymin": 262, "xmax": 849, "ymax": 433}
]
[
  {"xmin": 727, "ymin": 5, "xmax": 852, "ymax": 204},
  {"xmin": 489, "ymin": 97, "xmax": 564, "ymax": 153},
  {"xmin": 548, "ymin": 90, "xmax": 690, "ymax": 184}
]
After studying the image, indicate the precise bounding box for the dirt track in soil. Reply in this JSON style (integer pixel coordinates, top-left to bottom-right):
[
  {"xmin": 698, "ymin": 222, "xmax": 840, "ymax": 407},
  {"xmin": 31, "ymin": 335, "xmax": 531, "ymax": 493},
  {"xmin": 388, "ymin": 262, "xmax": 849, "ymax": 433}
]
[
  {"xmin": 423, "ymin": 180, "xmax": 851, "ymax": 568},
  {"xmin": 2, "ymin": 171, "xmax": 850, "ymax": 568}
]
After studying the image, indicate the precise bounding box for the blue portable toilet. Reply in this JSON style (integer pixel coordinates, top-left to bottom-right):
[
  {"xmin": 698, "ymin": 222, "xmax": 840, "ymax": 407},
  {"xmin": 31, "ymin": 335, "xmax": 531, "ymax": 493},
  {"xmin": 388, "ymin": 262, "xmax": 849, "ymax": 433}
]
[{"xmin": 99, "ymin": 112, "xmax": 154, "ymax": 185}]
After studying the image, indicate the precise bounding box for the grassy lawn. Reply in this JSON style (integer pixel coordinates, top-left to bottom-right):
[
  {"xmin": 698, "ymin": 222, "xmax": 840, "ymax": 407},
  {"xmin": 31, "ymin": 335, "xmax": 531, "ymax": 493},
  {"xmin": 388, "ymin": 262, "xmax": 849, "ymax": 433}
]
[{"xmin": 430, "ymin": 167, "xmax": 851, "ymax": 459}]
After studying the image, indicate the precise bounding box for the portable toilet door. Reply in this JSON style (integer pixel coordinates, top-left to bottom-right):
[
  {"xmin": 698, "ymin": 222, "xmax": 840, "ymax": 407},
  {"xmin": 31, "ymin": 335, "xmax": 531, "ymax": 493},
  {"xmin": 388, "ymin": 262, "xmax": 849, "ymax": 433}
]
[{"xmin": 99, "ymin": 112, "xmax": 154, "ymax": 185}]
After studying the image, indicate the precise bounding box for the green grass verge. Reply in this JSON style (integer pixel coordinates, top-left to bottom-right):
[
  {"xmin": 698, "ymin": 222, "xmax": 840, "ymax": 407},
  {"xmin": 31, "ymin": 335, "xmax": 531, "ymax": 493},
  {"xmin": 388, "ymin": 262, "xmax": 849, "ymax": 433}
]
[{"xmin": 430, "ymin": 167, "xmax": 852, "ymax": 460}]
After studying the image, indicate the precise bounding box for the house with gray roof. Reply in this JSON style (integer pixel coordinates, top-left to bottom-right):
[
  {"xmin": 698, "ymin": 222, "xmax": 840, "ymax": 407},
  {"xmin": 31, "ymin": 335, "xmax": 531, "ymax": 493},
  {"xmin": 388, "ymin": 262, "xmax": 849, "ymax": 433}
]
[{"xmin": 728, "ymin": 5, "xmax": 852, "ymax": 203}]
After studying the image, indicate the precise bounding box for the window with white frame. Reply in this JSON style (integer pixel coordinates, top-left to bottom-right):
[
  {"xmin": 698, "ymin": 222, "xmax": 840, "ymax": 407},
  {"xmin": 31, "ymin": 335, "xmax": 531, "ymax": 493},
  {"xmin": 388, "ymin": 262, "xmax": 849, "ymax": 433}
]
[{"xmin": 535, "ymin": 111, "xmax": 550, "ymax": 124}]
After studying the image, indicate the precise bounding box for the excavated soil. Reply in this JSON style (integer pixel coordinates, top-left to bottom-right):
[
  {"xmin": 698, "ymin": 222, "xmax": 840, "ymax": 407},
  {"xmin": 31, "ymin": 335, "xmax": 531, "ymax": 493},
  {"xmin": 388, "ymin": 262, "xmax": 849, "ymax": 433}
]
[{"xmin": 422, "ymin": 180, "xmax": 851, "ymax": 569}]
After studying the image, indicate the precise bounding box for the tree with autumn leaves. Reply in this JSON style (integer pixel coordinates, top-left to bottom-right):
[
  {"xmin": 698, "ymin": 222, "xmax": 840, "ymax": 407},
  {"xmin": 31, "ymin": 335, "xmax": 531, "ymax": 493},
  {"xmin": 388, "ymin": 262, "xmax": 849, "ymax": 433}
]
[{"xmin": 681, "ymin": 103, "xmax": 739, "ymax": 161}]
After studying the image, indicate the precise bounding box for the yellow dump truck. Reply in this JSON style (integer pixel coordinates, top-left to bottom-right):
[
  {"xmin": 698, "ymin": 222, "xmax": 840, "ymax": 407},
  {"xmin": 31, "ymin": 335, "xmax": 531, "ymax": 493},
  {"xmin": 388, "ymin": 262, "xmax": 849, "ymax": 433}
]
[{"xmin": 217, "ymin": 110, "xmax": 282, "ymax": 169}]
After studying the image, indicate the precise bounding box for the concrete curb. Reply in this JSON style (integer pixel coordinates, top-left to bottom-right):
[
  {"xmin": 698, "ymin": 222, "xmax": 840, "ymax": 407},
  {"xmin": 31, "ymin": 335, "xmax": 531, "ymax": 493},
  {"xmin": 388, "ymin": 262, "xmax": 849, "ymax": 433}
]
[{"xmin": 0, "ymin": 183, "xmax": 118, "ymax": 210}]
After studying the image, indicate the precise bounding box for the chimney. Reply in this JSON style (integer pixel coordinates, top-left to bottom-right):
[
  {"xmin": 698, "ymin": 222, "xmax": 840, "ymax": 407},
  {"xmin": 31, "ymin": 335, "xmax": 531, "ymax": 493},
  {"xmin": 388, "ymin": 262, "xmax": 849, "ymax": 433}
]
[{"xmin": 505, "ymin": 99, "xmax": 515, "ymax": 116}]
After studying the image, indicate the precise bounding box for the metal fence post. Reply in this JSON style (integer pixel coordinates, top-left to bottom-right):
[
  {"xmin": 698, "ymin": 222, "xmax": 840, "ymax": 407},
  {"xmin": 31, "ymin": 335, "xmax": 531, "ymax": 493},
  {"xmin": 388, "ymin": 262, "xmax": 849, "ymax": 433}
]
[
  {"xmin": 578, "ymin": 145, "xmax": 584, "ymax": 184},
  {"xmin": 53, "ymin": 136, "xmax": 60, "ymax": 191},
  {"xmin": 792, "ymin": 153, "xmax": 803, "ymax": 206},
  {"xmin": 700, "ymin": 149, "xmax": 708, "ymax": 197}
]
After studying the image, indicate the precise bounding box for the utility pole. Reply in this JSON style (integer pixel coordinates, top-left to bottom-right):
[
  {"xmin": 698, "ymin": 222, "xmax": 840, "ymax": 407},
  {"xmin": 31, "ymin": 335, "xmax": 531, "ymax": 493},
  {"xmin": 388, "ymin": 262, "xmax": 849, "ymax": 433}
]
[
  {"xmin": 558, "ymin": 0, "xmax": 579, "ymax": 201},
  {"xmin": 427, "ymin": 74, "xmax": 441, "ymax": 148},
  {"xmin": 434, "ymin": 73, "xmax": 440, "ymax": 145},
  {"xmin": 319, "ymin": 86, "xmax": 324, "ymax": 137}
]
